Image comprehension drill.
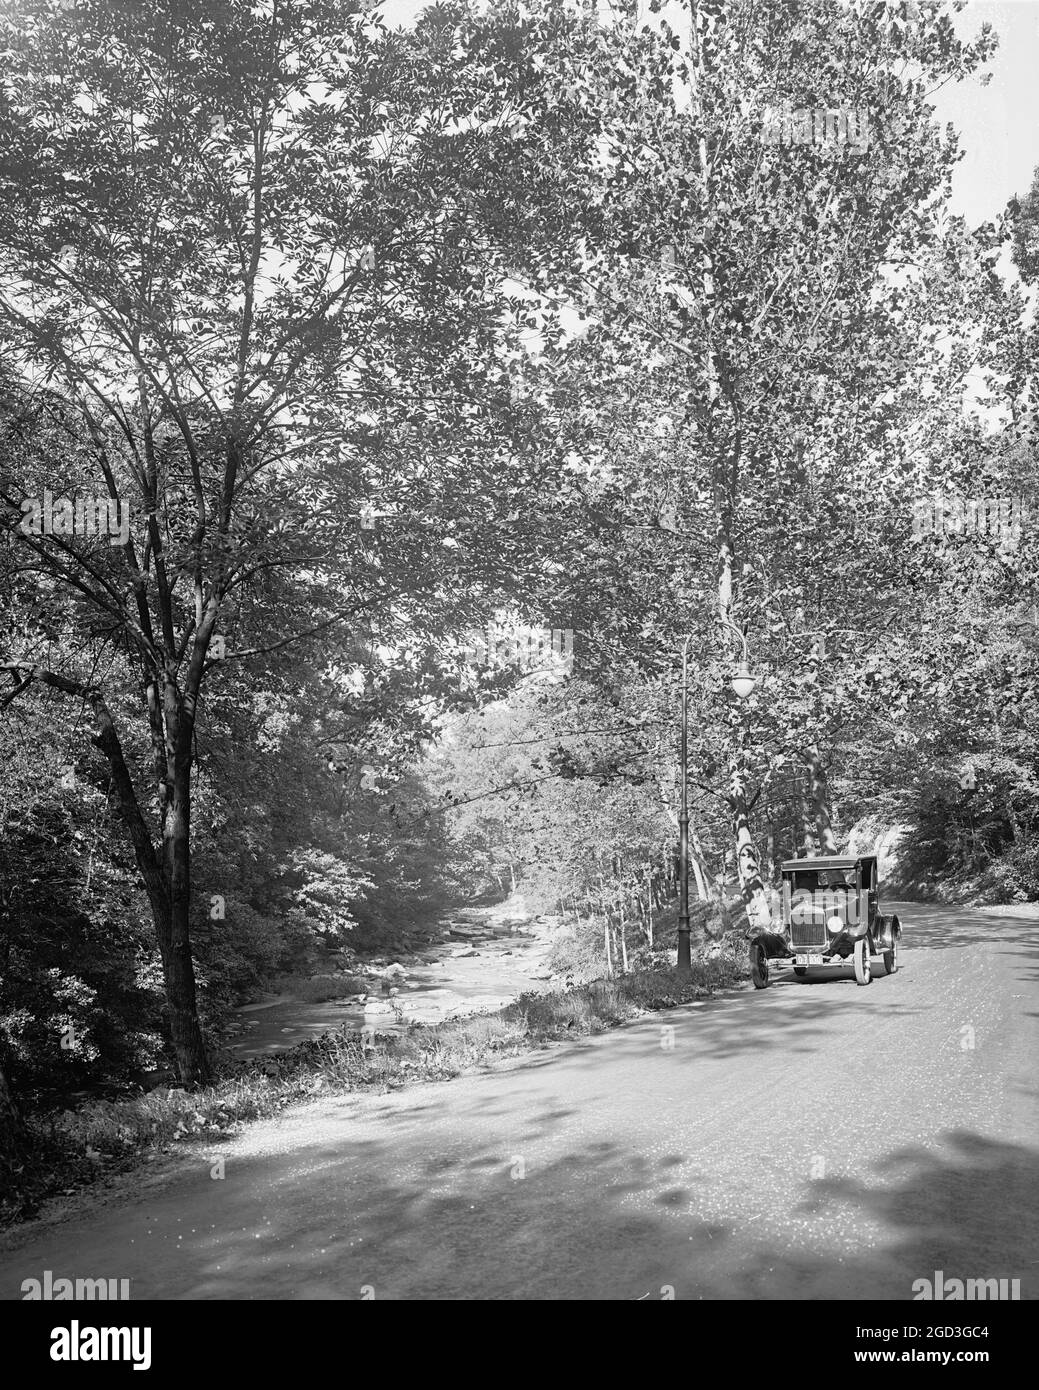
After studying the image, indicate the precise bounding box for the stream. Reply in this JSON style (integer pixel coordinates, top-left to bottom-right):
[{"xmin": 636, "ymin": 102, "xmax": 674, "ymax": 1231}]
[{"xmin": 228, "ymin": 898, "xmax": 558, "ymax": 1060}]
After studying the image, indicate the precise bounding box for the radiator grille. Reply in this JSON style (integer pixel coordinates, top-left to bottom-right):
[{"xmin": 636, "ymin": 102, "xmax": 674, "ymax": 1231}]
[{"xmin": 790, "ymin": 917, "xmax": 829, "ymax": 949}]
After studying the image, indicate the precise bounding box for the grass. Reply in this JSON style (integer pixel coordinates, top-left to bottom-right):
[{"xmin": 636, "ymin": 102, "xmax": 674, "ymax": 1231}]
[{"xmin": 1, "ymin": 956, "xmax": 746, "ymax": 1227}]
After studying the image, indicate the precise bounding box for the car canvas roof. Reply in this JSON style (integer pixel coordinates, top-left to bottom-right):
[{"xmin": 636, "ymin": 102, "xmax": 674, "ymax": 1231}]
[{"xmin": 780, "ymin": 855, "xmax": 876, "ymax": 872}]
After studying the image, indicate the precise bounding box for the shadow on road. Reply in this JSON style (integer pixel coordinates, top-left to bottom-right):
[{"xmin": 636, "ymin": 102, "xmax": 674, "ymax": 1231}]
[
  {"xmin": 52, "ymin": 1122, "xmax": 1030, "ymax": 1301},
  {"xmin": 888, "ymin": 903, "xmax": 1039, "ymax": 958}
]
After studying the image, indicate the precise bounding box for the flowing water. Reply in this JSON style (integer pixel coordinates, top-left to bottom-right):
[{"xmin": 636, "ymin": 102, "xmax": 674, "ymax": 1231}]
[{"xmin": 229, "ymin": 899, "xmax": 556, "ymax": 1059}]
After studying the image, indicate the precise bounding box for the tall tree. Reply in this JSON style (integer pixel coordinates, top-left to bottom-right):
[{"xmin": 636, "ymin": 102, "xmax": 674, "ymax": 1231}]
[
  {"xmin": 0, "ymin": 0, "xmax": 571, "ymax": 1080},
  {"xmin": 456, "ymin": 0, "xmax": 1001, "ymax": 928}
]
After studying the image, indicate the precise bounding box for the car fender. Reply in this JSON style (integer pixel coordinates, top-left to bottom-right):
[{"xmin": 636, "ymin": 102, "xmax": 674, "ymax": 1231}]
[
  {"xmin": 753, "ymin": 929, "xmax": 793, "ymax": 959},
  {"xmin": 827, "ymin": 924, "xmax": 865, "ymax": 956}
]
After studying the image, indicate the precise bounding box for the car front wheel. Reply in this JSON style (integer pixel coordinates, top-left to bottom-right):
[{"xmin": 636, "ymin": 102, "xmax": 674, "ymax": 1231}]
[
  {"xmin": 853, "ymin": 936, "xmax": 872, "ymax": 986},
  {"xmin": 750, "ymin": 941, "xmax": 770, "ymax": 990}
]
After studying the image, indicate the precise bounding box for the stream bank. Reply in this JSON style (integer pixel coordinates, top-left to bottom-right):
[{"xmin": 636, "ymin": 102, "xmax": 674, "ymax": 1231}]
[{"xmin": 228, "ymin": 897, "xmax": 559, "ymax": 1059}]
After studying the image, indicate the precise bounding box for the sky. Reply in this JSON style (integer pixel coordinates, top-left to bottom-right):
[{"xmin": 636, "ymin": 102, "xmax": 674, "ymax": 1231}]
[
  {"xmin": 372, "ymin": 0, "xmax": 1039, "ymax": 228},
  {"xmin": 931, "ymin": 1, "xmax": 1039, "ymax": 226}
]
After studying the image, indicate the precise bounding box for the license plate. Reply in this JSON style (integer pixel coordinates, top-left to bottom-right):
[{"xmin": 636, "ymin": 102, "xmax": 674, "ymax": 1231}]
[{"xmin": 795, "ymin": 954, "xmax": 823, "ymax": 966}]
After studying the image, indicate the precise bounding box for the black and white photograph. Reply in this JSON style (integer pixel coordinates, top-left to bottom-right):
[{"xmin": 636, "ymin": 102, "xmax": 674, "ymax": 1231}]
[{"xmin": 0, "ymin": 0, "xmax": 1035, "ymax": 1348}]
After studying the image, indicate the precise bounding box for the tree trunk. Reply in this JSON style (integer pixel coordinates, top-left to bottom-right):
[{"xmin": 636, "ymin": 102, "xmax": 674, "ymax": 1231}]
[
  {"xmin": 799, "ymin": 770, "xmax": 815, "ymax": 856},
  {"xmin": 646, "ymin": 861, "xmax": 653, "ymax": 946},
  {"xmin": 712, "ymin": 385, "xmax": 771, "ymax": 931},
  {"xmin": 689, "ymin": 827, "xmax": 710, "ymax": 901},
  {"xmin": 662, "ymin": 800, "xmax": 711, "ymax": 904},
  {"xmin": 157, "ymin": 748, "xmax": 210, "ymax": 1085},
  {"xmin": 806, "ymin": 745, "xmax": 838, "ymax": 853},
  {"xmin": 88, "ymin": 687, "xmax": 210, "ymax": 1085},
  {"xmin": 730, "ymin": 763, "xmax": 773, "ymax": 931},
  {"xmin": 599, "ymin": 872, "xmax": 612, "ymax": 976},
  {"xmin": 155, "ymin": 905, "xmax": 210, "ymax": 1087},
  {"xmin": 715, "ymin": 878, "xmax": 734, "ymax": 934},
  {"xmin": 801, "ymin": 637, "xmax": 836, "ymax": 855},
  {"xmin": 0, "ymin": 1056, "xmax": 24, "ymax": 1163}
]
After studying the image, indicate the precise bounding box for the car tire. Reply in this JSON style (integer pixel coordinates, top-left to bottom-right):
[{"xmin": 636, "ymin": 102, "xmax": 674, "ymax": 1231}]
[
  {"xmin": 853, "ymin": 936, "xmax": 872, "ymax": 986},
  {"xmin": 750, "ymin": 941, "xmax": 770, "ymax": 990},
  {"xmin": 883, "ymin": 937, "xmax": 899, "ymax": 976}
]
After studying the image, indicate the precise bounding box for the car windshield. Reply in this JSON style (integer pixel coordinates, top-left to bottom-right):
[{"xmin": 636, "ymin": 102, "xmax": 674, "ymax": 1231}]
[{"xmin": 790, "ymin": 868, "xmax": 856, "ymax": 890}]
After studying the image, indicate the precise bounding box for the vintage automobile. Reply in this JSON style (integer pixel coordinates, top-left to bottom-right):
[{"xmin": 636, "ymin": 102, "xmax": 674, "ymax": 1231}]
[{"xmin": 749, "ymin": 854, "xmax": 902, "ymax": 989}]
